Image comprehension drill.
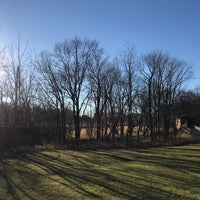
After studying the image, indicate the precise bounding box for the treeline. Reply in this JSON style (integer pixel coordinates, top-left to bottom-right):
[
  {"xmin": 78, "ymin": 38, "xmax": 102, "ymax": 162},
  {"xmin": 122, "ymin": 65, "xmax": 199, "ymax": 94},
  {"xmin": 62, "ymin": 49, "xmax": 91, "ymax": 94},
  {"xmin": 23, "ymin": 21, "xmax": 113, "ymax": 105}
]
[{"xmin": 0, "ymin": 36, "xmax": 197, "ymax": 147}]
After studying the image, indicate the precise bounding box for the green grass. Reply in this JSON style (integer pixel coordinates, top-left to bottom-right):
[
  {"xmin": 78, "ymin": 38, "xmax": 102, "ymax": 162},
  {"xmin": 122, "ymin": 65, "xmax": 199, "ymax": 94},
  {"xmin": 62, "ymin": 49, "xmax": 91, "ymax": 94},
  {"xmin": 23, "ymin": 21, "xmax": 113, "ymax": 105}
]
[{"xmin": 0, "ymin": 144, "xmax": 200, "ymax": 200}]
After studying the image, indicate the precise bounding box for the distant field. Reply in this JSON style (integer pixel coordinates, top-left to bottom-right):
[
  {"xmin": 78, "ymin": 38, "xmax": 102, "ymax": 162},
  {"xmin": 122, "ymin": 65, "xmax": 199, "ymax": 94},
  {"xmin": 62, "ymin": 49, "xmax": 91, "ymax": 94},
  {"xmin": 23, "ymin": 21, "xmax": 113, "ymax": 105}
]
[
  {"xmin": 0, "ymin": 144, "xmax": 200, "ymax": 200},
  {"xmin": 71, "ymin": 125, "xmax": 135, "ymax": 139}
]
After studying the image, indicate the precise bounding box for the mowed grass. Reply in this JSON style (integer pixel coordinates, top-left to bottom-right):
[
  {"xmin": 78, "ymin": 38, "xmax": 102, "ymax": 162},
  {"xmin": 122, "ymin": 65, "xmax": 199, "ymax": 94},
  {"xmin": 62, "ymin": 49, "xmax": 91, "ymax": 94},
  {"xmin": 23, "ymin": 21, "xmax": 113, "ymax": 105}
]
[{"xmin": 0, "ymin": 145, "xmax": 200, "ymax": 200}]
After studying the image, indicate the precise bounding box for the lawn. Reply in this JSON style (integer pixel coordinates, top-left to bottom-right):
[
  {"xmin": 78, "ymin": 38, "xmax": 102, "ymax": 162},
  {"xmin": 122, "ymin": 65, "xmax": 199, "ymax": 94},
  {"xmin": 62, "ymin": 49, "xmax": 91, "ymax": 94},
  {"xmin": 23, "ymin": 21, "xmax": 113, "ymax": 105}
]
[{"xmin": 0, "ymin": 144, "xmax": 200, "ymax": 200}]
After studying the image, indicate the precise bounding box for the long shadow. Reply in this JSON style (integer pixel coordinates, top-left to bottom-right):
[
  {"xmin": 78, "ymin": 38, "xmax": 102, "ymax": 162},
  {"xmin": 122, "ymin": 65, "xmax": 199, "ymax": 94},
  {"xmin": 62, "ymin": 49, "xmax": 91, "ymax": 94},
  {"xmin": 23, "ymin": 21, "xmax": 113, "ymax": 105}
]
[
  {"xmin": 20, "ymin": 152, "xmax": 138, "ymax": 199},
  {"xmin": 0, "ymin": 160, "xmax": 37, "ymax": 200},
  {"xmin": 21, "ymin": 153, "xmax": 103, "ymax": 199},
  {"xmin": 86, "ymin": 147, "xmax": 200, "ymax": 198},
  {"xmin": 0, "ymin": 145, "xmax": 200, "ymax": 200},
  {"xmin": 48, "ymin": 153, "xmax": 131, "ymax": 199}
]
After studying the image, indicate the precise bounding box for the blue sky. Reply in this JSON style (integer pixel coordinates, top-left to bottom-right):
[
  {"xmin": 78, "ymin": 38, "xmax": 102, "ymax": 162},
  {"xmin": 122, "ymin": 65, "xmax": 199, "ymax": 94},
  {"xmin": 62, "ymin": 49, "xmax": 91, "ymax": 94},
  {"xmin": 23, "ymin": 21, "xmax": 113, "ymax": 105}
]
[{"xmin": 0, "ymin": 0, "xmax": 200, "ymax": 89}]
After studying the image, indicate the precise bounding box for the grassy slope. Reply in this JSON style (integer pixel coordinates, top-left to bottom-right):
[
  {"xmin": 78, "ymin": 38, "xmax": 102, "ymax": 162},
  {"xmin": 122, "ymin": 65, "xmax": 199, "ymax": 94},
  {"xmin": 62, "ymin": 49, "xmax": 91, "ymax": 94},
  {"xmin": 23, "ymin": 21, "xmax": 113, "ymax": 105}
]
[{"xmin": 0, "ymin": 144, "xmax": 200, "ymax": 200}]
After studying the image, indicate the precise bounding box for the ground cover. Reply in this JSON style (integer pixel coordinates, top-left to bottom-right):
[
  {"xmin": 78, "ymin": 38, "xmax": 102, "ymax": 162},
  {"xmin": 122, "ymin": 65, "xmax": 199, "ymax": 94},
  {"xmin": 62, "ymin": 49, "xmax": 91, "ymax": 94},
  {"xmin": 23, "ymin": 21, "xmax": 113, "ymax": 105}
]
[{"xmin": 0, "ymin": 144, "xmax": 200, "ymax": 200}]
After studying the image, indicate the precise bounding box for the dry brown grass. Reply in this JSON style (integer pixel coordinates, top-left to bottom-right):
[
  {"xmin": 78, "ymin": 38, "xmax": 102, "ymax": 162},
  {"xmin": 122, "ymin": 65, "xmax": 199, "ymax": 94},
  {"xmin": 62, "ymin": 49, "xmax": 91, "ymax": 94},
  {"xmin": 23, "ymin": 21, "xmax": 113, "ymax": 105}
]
[{"xmin": 69, "ymin": 126, "xmax": 142, "ymax": 139}]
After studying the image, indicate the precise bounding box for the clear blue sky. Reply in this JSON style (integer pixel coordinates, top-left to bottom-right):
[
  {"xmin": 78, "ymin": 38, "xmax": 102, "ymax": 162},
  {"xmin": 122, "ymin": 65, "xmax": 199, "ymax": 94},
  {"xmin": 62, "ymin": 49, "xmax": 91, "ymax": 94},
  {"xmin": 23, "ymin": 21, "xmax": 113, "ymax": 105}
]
[{"xmin": 0, "ymin": 0, "xmax": 200, "ymax": 89}]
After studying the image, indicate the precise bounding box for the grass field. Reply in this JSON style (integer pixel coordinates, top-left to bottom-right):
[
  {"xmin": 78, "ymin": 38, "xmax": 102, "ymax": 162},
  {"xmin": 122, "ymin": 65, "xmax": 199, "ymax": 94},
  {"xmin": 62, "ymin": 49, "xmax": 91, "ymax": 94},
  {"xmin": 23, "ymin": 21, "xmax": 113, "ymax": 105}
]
[{"xmin": 0, "ymin": 144, "xmax": 200, "ymax": 200}]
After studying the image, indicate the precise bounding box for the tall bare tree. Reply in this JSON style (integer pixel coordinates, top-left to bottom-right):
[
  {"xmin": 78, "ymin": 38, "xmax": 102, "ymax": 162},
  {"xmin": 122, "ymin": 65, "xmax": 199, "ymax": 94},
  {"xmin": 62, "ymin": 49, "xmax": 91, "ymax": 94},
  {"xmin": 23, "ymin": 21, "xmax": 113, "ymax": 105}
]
[
  {"xmin": 111, "ymin": 58, "xmax": 128, "ymax": 138},
  {"xmin": 0, "ymin": 46, "xmax": 8, "ymax": 125},
  {"xmin": 103, "ymin": 65, "xmax": 119, "ymax": 141},
  {"xmin": 4, "ymin": 38, "xmax": 35, "ymax": 127},
  {"xmin": 119, "ymin": 45, "xmax": 138, "ymax": 138},
  {"xmin": 54, "ymin": 37, "xmax": 97, "ymax": 143},
  {"xmin": 141, "ymin": 51, "xmax": 192, "ymax": 141},
  {"xmin": 87, "ymin": 44, "xmax": 107, "ymax": 140},
  {"xmin": 162, "ymin": 56, "xmax": 192, "ymax": 136},
  {"xmin": 37, "ymin": 51, "xmax": 67, "ymax": 144},
  {"xmin": 114, "ymin": 69, "xmax": 127, "ymax": 138}
]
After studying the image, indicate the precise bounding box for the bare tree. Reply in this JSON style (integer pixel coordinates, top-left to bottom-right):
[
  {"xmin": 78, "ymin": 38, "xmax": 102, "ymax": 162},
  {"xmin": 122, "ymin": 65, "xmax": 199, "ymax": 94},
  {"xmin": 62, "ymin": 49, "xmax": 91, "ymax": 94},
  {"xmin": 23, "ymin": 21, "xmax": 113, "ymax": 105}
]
[
  {"xmin": 119, "ymin": 45, "xmax": 138, "ymax": 139},
  {"xmin": 140, "ymin": 51, "xmax": 192, "ymax": 141},
  {"xmin": 162, "ymin": 56, "xmax": 192, "ymax": 136},
  {"xmin": 37, "ymin": 51, "xmax": 67, "ymax": 144},
  {"xmin": 112, "ymin": 58, "xmax": 128, "ymax": 138},
  {"xmin": 87, "ymin": 45, "xmax": 107, "ymax": 140},
  {"xmin": 0, "ymin": 46, "xmax": 8, "ymax": 125},
  {"xmin": 4, "ymin": 37, "xmax": 35, "ymax": 128},
  {"xmin": 141, "ymin": 52, "xmax": 168, "ymax": 141},
  {"xmin": 104, "ymin": 65, "xmax": 119, "ymax": 141},
  {"xmin": 115, "ymin": 72, "xmax": 127, "ymax": 138},
  {"xmin": 54, "ymin": 37, "xmax": 96, "ymax": 143}
]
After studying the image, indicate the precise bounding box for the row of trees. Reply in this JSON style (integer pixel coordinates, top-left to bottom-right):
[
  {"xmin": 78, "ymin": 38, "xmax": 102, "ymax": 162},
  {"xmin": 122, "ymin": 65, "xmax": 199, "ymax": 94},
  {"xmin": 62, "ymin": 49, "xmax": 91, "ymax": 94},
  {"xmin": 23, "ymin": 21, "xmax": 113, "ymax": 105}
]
[{"xmin": 0, "ymin": 36, "xmax": 194, "ymax": 146}]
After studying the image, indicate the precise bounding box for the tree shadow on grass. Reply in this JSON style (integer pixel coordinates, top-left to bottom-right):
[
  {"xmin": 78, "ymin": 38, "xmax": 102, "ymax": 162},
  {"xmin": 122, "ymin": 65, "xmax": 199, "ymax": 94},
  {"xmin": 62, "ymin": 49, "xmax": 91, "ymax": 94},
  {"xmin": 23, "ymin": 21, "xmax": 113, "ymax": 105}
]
[
  {"xmin": 0, "ymin": 145, "xmax": 200, "ymax": 200},
  {"xmin": 0, "ymin": 160, "xmax": 37, "ymax": 200},
  {"xmin": 85, "ymin": 147, "xmax": 200, "ymax": 199},
  {"xmin": 30, "ymin": 153, "xmax": 133, "ymax": 199}
]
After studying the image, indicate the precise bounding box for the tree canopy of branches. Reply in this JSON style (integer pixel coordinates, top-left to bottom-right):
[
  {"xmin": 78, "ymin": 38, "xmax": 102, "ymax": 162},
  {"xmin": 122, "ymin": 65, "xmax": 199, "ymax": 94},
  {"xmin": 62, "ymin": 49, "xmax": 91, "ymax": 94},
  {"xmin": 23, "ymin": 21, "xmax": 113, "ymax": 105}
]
[
  {"xmin": 140, "ymin": 51, "xmax": 192, "ymax": 142},
  {"xmin": 53, "ymin": 37, "xmax": 105, "ymax": 143},
  {"xmin": 0, "ymin": 37, "xmax": 195, "ymax": 148}
]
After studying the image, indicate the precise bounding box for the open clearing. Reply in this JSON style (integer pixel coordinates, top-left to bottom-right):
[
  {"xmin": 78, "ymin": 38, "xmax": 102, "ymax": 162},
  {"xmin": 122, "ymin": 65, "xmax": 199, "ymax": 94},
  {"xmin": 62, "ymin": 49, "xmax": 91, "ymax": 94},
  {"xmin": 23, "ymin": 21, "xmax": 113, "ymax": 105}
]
[{"xmin": 0, "ymin": 144, "xmax": 200, "ymax": 200}]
